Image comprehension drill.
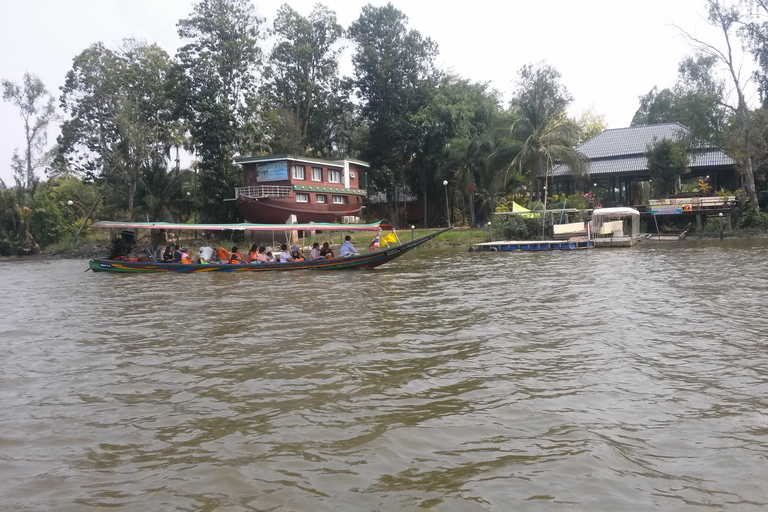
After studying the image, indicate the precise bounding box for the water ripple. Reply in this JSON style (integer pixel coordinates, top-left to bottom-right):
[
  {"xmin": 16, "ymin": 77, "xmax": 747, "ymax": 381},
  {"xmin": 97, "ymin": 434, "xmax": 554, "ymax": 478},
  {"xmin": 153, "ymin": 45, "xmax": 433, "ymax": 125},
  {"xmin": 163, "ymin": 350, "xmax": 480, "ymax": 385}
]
[{"xmin": 2, "ymin": 242, "xmax": 768, "ymax": 510}]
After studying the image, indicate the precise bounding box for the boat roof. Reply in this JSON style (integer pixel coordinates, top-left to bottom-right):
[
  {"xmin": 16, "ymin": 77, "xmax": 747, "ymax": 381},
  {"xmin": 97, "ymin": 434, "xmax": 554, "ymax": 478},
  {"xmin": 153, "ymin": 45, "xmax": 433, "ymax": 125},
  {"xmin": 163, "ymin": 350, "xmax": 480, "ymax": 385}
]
[
  {"xmin": 91, "ymin": 220, "xmax": 394, "ymax": 232},
  {"xmin": 592, "ymin": 207, "xmax": 640, "ymax": 217}
]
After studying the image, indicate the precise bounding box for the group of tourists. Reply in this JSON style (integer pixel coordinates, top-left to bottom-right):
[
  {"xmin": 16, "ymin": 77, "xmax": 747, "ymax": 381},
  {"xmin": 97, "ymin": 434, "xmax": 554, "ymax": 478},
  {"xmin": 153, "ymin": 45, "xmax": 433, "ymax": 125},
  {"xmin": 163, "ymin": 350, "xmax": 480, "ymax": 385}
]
[{"xmin": 159, "ymin": 236, "xmax": 358, "ymax": 265}]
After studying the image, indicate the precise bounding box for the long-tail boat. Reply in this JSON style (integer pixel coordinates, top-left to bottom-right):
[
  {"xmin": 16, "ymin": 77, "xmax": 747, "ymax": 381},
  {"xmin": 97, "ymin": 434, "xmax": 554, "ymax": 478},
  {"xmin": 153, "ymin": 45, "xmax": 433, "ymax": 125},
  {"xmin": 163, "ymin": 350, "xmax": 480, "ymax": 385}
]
[{"xmin": 87, "ymin": 220, "xmax": 451, "ymax": 273}]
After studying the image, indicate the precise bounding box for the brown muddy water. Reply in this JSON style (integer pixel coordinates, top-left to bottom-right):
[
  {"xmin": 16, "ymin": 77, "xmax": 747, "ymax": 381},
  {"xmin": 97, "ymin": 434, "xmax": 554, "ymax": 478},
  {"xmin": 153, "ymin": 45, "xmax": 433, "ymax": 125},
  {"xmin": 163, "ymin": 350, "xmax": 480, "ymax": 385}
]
[{"xmin": 1, "ymin": 240, "xmax": 768, "ymax": 511}]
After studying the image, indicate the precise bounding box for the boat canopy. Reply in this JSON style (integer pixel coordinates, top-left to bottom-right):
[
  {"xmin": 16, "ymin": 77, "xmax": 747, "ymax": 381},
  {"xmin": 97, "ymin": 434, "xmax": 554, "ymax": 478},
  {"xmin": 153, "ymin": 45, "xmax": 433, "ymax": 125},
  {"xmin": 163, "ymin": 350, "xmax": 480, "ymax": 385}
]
[
  {"xmin": 592, "ymin": 207, "xmax": 640, "ymax": 218},
  {"xmin": 91, "ymin": 220, "xmax": 395, "ymax": 232}
]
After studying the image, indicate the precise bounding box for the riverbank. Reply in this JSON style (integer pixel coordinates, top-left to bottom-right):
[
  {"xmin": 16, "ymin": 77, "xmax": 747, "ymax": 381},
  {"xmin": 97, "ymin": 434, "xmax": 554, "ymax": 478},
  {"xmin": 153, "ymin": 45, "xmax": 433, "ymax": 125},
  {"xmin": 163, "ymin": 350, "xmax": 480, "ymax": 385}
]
[{"xmin": 4, "ymin": 224, "xmax": 765, "ymax": 261}]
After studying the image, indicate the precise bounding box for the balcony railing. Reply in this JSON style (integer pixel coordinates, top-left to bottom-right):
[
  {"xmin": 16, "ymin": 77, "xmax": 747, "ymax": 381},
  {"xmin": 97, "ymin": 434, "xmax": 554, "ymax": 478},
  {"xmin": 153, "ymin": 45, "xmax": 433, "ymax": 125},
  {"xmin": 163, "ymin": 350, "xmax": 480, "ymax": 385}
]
[{"xmin": 235, "ymin": 185, "xmax": 292, "ymax": 198}]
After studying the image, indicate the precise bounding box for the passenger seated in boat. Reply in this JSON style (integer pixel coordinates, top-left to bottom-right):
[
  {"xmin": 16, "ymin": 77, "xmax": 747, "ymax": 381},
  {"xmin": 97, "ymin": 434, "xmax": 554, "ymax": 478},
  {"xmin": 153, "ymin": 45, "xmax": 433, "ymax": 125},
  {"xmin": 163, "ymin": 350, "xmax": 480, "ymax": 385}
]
[
  {"xmin": 340, "ymin": 235, "xmax": 358, "ymax": 257},
  {"xmin": 162, "ymin": 246, "xmax": 173, "ymax": 262},
  {"xmin": 320, "ymin": 242, "xmax": 334, "ymax": 259},
  {"xmin": 229, "ymin": 246, "xmax": 244, "ymax": 264},
  {"xmin": 290, "ymin": 244, "xmax": 305, "ymax": 261},
  {"xmin": 264, "ymin": 246, "xmax": 276, "ymax": 262},
  {"xmin": 246, "ymin": 244, "xmax": 259, "ymax": 263},
  {"xmin": 309, "ymin": 242, "xmax": 324, "ymax": 260},
  {"xmin": 180, "ymin": 247, "xmax": 192, "ymax": 264},
  {"xmin": 279, "ymin": 243, "xmax": 294, "ymax": 263},
  {"xmin": 256, "ymin": 246, "xmax": 269, "ymax": 263},
  {"xmin": 172, "ymin": 245, "xmax": 183, "ymax": 262}
]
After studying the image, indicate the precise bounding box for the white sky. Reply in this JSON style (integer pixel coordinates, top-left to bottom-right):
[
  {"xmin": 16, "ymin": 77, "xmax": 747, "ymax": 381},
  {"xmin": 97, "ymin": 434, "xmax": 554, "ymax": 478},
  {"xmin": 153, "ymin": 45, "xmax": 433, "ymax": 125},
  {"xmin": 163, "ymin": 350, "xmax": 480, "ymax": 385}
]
[{"xmin": 0, "ymin": 0, "xmax": 741, "ymax": 185}]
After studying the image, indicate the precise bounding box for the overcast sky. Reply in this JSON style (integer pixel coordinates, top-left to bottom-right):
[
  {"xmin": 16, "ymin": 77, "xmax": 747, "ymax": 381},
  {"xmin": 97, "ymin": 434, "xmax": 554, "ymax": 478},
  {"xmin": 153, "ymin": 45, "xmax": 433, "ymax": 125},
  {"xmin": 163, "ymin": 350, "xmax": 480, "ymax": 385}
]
[{"xmin": 0, "ymin": 0, "xmax": 741, "ymax": 185}]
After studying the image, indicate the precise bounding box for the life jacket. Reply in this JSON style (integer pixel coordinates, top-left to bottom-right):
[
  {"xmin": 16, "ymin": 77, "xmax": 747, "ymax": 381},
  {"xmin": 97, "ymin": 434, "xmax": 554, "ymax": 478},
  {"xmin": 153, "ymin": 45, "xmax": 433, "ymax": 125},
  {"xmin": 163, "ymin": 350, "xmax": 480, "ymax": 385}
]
[
  {"xmin": 181, "ymin": 253, "xmax": 192, "ymax": 264},
  {"xmin": 218, "ymin": 247, "xmax": 230, "ymax": 262},
  {"xmin": 229, "ymin": 253, "xmax": 243, "ymax": 264}
]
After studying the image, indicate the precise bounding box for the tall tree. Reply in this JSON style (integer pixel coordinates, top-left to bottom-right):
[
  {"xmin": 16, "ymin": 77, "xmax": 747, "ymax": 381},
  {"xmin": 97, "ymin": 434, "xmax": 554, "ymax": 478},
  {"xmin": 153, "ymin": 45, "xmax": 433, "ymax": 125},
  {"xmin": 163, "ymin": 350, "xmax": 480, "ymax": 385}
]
[
  {"xmin": 631, "ymin": 54, "xmax": 726, "ymax": 146},
  {"xmin": 677, "ymin": 0, "xmax": 759, "ymax": 206},
  {"xmin": 490, "ymin": 63, "xmax": 588, "ymax": 234},
  {"xmin": 412, "ymin": 76, "xmax": 501, "ymax": 224},
  {"xmin": 348, "ymin": 3, "xmax": 438, "ymax": 223},
  {"xmin": 2, "ymin": 73, "xmax": 57, "ymax": 196},
  {"xmin": 175, "ymin": 0, "xmax": 264, "ymax": 222},
  {"xmin": 264, "ymin": 3, "xmax": 346, "ymax": 156},
  {"xmin": 58, "ymin": 43, "xmax": 121, "ymax": 181},
  {"xmin": 58, "ymin": 41, "xmax": 177, "ymax": 217}
]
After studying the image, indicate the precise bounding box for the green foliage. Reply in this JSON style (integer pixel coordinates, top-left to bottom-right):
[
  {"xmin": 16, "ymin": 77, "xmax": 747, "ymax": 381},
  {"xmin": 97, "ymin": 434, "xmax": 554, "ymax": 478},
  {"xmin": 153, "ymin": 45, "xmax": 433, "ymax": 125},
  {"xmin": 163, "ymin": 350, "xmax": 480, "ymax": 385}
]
[
  {"xmin": 28, "ymin": 177, "xmax": 102, "ymax": 245},
  {"xmin": 0, "ymin": 184, "xmax": 21, "ymax": 255},
  {"xmin": 2, "ymin": 72, "xmax": 56, "ymax": 194},
  {"xmin": 646, "ymin": 139, "xmax": 690, "ymax": 197},
  {"xmin": 348, "ymin": 3, "xmax": 438, "ymax": 197},
  {"xmin": 175, "ymin": 0, "xmax": 264, "ymax": 222},
  {"xmin": 263, "ymin": 4, "xmax": 347, "ymax": 156},
  {"xmin": 133, "ymin": 160, "xmax": 190, "ymax": 222},
  {"xmin": 631, "ymin": 55, "xmax": 726, "ymax": 146},
  {"xmin": 490, "ymin": 62, "xmax": 588, "ymax": 212},
  {"xmin": 547, "ymin": 192, "xmax": 588, "ymax": 210},
  {"xmin": 573, "ymin": 108, "xmax": 608, "ymax": 144},
  {"xmin": 737, "ymin": 204, "xmax": 768, "ymax": 229},
  {"xmin": 496, "ymin": 215, "xmax": 540, "ymax": 240},
  {"xmin": 413, "ymin": 76, "xmax": 502, "ymax": 223}
]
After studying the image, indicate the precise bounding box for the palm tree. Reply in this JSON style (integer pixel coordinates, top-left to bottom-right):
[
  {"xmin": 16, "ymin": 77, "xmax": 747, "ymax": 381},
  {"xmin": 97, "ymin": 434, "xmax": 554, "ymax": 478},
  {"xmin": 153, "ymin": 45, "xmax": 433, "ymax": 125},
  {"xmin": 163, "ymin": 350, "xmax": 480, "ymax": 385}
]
[
  {"xmin": 133, "ymin": 159, "xmax": 189, "ymax": 222},
  {"xmin": 489, "ymin": 68, "xmax": 589, "ymax": 237}
]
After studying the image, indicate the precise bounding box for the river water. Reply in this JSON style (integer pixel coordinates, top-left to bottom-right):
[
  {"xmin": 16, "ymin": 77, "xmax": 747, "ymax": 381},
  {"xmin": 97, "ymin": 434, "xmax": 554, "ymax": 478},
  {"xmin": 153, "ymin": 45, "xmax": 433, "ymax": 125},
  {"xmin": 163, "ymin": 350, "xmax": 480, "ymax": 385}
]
[{"xmin": 2, "ymin": 240, "xmax": 768, "ymax": 511}]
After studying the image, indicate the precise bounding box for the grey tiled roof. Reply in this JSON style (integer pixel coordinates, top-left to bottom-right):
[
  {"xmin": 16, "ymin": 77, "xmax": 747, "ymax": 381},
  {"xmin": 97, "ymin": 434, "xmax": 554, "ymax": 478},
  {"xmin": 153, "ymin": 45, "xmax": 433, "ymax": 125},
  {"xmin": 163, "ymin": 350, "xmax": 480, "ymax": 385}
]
[
  {"xmin": 553, "ymin": 123, "xmax": 735, "ymax": 177},
  {"xmin": 554, "ymin": 150, "xmax": 734, "ymax": 177},
  {"xmin": 577, "ymin": 122, "xmax": 690, "ymax": 158}
]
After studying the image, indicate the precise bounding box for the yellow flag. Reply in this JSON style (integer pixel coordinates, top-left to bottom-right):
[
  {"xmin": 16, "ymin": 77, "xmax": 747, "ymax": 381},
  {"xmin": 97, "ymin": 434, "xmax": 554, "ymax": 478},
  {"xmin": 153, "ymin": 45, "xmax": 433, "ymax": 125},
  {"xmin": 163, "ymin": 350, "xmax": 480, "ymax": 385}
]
[{"xmin": 382, "ymin": 233, "xmax": 398, "ymax": 246}]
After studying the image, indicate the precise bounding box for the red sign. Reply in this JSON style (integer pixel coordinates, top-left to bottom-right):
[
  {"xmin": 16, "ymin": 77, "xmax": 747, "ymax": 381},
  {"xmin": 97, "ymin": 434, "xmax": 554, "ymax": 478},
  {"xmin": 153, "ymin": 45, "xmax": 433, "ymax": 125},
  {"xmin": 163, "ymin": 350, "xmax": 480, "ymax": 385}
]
[{"xmin": 466, "ymin": 185, "xmax": 475, "ymax": 193}]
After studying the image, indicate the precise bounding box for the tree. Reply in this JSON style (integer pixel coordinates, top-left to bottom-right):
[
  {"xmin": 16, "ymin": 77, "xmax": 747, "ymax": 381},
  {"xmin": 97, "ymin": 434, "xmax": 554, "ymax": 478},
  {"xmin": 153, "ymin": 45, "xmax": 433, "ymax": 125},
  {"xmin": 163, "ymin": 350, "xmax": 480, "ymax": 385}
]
[
  {"xmin": 412, "ymin": 76, "xmax": 501, "ymax": 224},
  {"xmin": 175, "ymin": 0, "xmax": 264, "ymax": 222},
  {"xmin": 646, "ymin": 139, "xmax": 690, "ymax": 197},
  {"xmin": 58, "ymin": 41, "xmax": 178, "ymax": 222},
  {"xmin": 676, "ymin": 0, "xmax": 759, "ymax": 206},
  {"xmin": 631, "ymin": 86, "xmax": 677, "ymax": 126},
  {"xmin": 631, "ymin": 55, "xmax": 726, "ymax": 146},
  {"xmin": 573, "ymin": 107, "xmax": 608, "ymax": 144},
  {"xmin": 2, "ymin": 73, "xmax": 56, "ymax": 196},
  {"xmin": 58, "ymin": 43, "xmax": 122, "ymax": 181},
  {"xmin": 348, "ymin": 3, "xmax": 438, "ymax": 223},
  {"xmin": 490, "ymin": 63, "xmax": 589, "ymax": 234},
  {"xmin": 263, "ymin": 3, "xmax": 347, "ymax": 156},
  {"xmin": 133, "ymin": 159, "xmax": 190, "ymax": 222},
  {"xmin": 742, "ymin": 0, "xmax": 768, "ymax": 101}
]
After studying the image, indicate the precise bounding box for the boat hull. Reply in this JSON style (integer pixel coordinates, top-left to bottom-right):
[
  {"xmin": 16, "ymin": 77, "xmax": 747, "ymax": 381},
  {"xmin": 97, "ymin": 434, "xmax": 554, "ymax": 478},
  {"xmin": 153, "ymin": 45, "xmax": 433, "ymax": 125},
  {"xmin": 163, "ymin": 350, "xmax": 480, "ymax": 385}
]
[
  {"xmin": 89, "ymin": 228, "xmax": 451, "ymax": 273},
  {"xmin": 237, "ymin": 195, "xmax": 363, "ymax": 224}
]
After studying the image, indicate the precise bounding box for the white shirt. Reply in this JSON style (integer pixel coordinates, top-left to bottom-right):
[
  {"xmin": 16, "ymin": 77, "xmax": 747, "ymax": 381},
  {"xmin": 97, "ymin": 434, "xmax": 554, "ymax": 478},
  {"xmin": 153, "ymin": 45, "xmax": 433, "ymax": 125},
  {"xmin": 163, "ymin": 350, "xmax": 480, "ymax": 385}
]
[
  {"xmin": 340, "ymin": 240, "xmax": 358, "ymax": 257},
  {"xmin": 279, "ymin": 251, "xmax": 294, "ymax": 263}
]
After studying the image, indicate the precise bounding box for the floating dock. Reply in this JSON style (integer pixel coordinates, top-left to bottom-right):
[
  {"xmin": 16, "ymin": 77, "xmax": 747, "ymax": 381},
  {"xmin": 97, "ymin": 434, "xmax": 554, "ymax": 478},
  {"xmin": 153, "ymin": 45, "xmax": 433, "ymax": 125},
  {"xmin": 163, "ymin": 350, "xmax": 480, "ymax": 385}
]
[{"xmin": 471, "ymin": 239, "xmax": 594, "ymax": 252}]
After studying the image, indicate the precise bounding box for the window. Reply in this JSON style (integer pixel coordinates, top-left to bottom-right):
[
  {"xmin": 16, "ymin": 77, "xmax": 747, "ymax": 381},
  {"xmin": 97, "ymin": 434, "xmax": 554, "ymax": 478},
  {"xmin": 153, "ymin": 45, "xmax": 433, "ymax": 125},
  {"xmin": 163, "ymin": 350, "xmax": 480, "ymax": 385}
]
[
  {"xmin": 316, "ymin": 194, "xmax": 327, "ymax": 204},
  {"xmin": 311, "ymin": 167, "xmax": 322, "ymax": 181},
  {"xmin": 296, "ymin": 193, "xmax": 309, "ymax": 203},
  {"xmin": 332, "ymin": 195, "xmax": 348, "ymax": 204},
  {"xmin": 292, "ymin": 165, "xmax": 305, "ymax": 180},
  {"xmin": 328, "ymin": 169, "xmax": 341, "ymax": 183}
]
